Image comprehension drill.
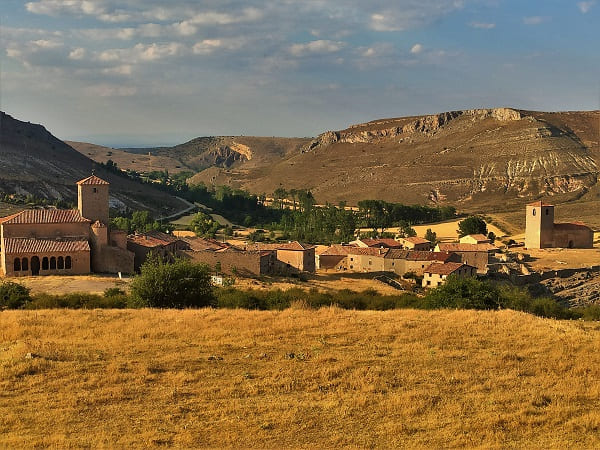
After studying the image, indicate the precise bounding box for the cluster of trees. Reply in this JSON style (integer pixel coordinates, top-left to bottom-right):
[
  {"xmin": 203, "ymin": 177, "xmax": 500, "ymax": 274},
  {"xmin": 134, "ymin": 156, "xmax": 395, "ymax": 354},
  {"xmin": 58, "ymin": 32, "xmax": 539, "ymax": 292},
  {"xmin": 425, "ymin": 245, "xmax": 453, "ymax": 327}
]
[
  {"xmin": 357, "ymin": 200, "xmax": 456, "ymax": 232},
  {"xmin": 457, "ymin": 216, "xmax": 496, "ymax": 242},
  {"xmin": 110, "ymin": 210, "xmax": 172, "ymax": 234},
  {"xmin": 0, "ymin": 192, "xmax": 73, "ymax": 209},
  {"xmin": 273, "ymin": 205, "xmax": 357, "ymax": 243}
]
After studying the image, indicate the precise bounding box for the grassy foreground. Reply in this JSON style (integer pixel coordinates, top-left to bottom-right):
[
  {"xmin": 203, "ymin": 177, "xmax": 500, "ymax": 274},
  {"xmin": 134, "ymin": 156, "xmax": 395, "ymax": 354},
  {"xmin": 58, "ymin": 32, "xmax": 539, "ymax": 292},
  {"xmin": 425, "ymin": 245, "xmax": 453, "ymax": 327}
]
[{"xmin": 1, "ymin": 308, "xmax": 600, "ymax": 448}]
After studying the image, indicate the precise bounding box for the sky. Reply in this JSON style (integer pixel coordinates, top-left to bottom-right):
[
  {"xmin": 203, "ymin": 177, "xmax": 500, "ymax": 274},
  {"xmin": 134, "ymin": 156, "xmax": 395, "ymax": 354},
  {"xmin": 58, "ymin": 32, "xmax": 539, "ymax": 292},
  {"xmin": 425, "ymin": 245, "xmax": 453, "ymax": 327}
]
[{"xmin": 1, "ymin": 0, "xmax": 599, "ymax": 147}]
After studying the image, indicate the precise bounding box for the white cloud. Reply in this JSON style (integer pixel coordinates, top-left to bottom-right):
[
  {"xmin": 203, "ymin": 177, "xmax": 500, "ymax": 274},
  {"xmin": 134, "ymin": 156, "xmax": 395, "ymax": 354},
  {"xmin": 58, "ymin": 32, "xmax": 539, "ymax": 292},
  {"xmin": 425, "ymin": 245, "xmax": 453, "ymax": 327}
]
[
  {"xmin": 577, "ymin": 1, "xmax": 596, "ymax": 13},
  {"xmin": 192, "ymin": 39, "xmax": 222, "ymax": 55},
  {"xmin": 289, "ymin": 40, "xmax": 345, "ymax": 56},
  {"xmin": 69, "ymin": 47, "xmax": 86, "ymax": 59},
  {"xmin": 523, "ymin": 16, "xmax": 547, "ymax": 25},
  {"xmin": 31, "ymin": 39, "xmax": 63, "ymax": 48},
  {"xmin": 86, "ymin": 84, "xmax": 137, "ymax": 97},
  {"xmin": 469, "ymin": 22, "xmax": 495, "ymax": 29},
  {"xmin": 410, "ymin": 43, "xmax": 423, "ymax": 54}
]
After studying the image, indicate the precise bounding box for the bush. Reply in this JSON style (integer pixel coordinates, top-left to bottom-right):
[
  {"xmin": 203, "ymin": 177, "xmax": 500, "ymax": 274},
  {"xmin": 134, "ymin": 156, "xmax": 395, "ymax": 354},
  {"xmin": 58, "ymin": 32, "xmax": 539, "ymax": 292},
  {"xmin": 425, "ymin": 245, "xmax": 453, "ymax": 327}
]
[
  {"xmin": 424, "ymin": 276, "xmax": 502, "ymax": 310},
  {"xmin": 457, "ymin": 216, "xmax": 487, "ymax": 237},
  {"xmin": 26, "ymin": 292, "xmax": 128, "ymax": 309},
  {"xmin": 130, "ymin": 254, "xmax": 214, "ymax": 308},
  {"xmin": 0, "ymin": 281, "xmax": 31, "ymax": 309}
]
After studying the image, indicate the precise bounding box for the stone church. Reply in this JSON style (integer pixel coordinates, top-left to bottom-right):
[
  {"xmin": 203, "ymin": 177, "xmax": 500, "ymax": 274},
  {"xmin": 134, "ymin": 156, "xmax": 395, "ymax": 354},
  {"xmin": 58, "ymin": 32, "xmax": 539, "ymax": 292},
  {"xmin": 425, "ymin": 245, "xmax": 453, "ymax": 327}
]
[
  {"xmin": 525, "ymin": 201, "xmax": 594, "ymax": 249},
  {"xmin": 0, "ymin": 175, "xmax": 134, "ymax": 277}
]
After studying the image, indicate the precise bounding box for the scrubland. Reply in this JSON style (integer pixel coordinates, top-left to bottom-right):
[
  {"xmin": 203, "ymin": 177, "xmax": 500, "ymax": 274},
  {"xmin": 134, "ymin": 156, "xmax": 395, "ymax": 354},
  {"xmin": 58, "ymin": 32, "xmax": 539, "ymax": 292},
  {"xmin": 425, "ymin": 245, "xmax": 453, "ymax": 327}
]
[{"xmin": 1, "ymin": 308, "xmax": 600, "ymax": 448}]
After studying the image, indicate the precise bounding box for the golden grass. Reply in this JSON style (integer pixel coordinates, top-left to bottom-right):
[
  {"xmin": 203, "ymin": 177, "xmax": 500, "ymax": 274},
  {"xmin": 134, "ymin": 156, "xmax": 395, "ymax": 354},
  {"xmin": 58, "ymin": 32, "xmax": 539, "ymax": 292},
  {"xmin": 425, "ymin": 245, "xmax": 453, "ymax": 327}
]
[{"xmin": 1, "ymin": 308, "xmax": 599, "ymax": 448}]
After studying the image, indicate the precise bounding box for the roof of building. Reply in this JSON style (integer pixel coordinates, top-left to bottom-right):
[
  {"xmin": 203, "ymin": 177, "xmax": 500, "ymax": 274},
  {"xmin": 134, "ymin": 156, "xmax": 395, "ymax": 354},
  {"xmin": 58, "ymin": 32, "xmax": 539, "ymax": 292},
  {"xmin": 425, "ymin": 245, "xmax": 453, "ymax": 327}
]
[
  {"xmin": 386, "ymin": 250, "xmax": 456, "ymax": 261},
  {"xmin": 76, "ymin": 175, "xmax": 110, "ymax": 185},
  {"xmin": 3, "ymin": 237, "xmax": 90, "ymax": 254},
  {"xmin": 0, "ymin": 209, "xmax": 90, "ymax": 225},
  {"xmin": 319, "ymin": 245, "xmax": 361, "ymax": 256},
  {"xmin": 183, "ymin": 237, "xmax": 231, "ymax": 252},
  {"xmin": 128, "ymin": 231, "xmax": 184, "ymax": 248},
  {"xmin": 247, "ymin": 241, "xmax": 315, "ymax": 251},
  {"xmin": 462, "ymin": 234, "xmax": 489, "ymax": 242},
  {"xmin": 398, "ymin": 236, "xmax": 431, "ymax": 245},
  {"xmin": 554, "ymin": 222, "xmax": 593, "ymax": 231},
  {"xmin": 358, "ymin": 238, "xmax": 403, "ymax": 248},
  {"xmin": 527, "ymin": 200, "xmax": 554, "ymax": 207},
  {"xmin": 437, "ymin": 243, "xmax": 498, "ymax": 252},
  {"xmin": 424, "ymin": 262, "xmax": 471, "ymax": 275},
  {"xmin": 347, "ymin": 247, "xmax": 389, "ymax": 256}
]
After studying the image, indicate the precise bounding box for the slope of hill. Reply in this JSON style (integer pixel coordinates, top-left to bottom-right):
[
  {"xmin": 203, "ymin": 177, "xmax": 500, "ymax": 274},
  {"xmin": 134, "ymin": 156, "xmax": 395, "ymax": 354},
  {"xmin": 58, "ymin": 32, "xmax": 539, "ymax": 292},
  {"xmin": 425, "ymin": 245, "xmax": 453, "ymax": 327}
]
[
  {"xmin": 0, "ymin": 112, "xmax": 187, "ymax": 215},
  {"xmin": 2, "ymin": 308, "xmax": 599, "ymax": 448}
]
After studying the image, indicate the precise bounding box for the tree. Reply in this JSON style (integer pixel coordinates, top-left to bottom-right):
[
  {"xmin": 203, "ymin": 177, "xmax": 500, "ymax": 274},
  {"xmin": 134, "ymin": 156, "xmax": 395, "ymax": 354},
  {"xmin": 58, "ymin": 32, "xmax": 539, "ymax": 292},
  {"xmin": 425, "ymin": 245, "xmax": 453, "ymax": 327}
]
[
  {"xmin": 0, "ymin": 281, "xmax": 31, "ymax": 309},
  {"xmin": 424, "ymin": 228, "xmax": 438, "ymax": 245},
  {"xmin": 273, "ymin": 187, "xmax": 287, "ymax": 209},
  {"xmin": 190, "ymin": 211, "xmax": 219, "ymax": 238},
  {"xmin": 397, "ymin": 221, "xmax": 417, "ymax": 238},
  {"xmin": 487, "ymin": 231, "xmax": 496, "ymax": 243},
  {"xmin": 457, "ymin": 216, "xmax": 488, "ymax": 237},
  {"xmin": 130, "ymin": 254, "xmax": 214, "ymax": 308},
  {"xmin": 425, "ymin": 276, "xmax": 501, "ymax": 310}
]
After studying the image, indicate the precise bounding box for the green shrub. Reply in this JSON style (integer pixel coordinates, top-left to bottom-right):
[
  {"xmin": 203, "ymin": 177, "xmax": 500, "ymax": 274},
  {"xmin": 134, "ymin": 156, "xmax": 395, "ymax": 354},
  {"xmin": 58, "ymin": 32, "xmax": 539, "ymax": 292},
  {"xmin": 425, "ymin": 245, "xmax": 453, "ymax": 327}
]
[
  {"xmin": 574, "ymin": 304, "xmax": 600, "ymax": 321},
  {"xmin": 424, "ymin": 276, "xmax": 501, "ymax": 310},
  {"xmin": 130, "ymin": 254, "xmax": 214, "ymax": 308},
  {"xmin": 26, "ymin": 292, "xmax": 129, "ymax": 309},
  {"xmin": 104, "ymin": 287, "xmax": 126, "ymax": 297},
  {"xmin": 0, "ymin": 281, "xmax": 31, "ymax": 309}
]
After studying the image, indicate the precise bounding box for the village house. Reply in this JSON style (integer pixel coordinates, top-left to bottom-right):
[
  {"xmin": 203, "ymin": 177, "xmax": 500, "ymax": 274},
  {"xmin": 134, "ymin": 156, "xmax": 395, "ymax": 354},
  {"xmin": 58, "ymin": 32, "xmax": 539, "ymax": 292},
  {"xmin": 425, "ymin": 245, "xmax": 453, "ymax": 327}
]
[
  {"xmin": 347, "ymin": 247, "xmax": 389, "ymax": 272},
  {"xmin": 0, "ymin": 175, "xmax": 134, "ymax": 277},
  {"xmin": 395, "ymin": 236, "xmax": 432, "ymax": 251},
  {"xmin": 383, "ymin": 250, "xmax": 461, "ymax": 276},
  {"xmin": 246, "ymin": 241, "xmax": 316, "ymax": 273},
  {"xmin": 422, "ymin": 262, "xmax": 477, "ymax": 288},
  {"xmin": 434, "ymin": 242, "xmax": 498, "ymax": 273},
  {"xmin": 181, "ymin": 247, "xmax": 276, "ymax": 277},
  {"xmin": 127, "ymin": 231, "xmax": 190, "ymax": 271},
  {"xmin": 459, "ymin": 234, "xmax": 491, "ymax": 245},
  {"xmin": 525, "ymin": 201, "xmax": 593, "ymax": 249},
  {"xmin": 316, "ymin": 245, "xmax": 357, "ymax": 271},
  {"xmin": 350, "ymin": 238, "xmax": 403, "ymax": 249}
]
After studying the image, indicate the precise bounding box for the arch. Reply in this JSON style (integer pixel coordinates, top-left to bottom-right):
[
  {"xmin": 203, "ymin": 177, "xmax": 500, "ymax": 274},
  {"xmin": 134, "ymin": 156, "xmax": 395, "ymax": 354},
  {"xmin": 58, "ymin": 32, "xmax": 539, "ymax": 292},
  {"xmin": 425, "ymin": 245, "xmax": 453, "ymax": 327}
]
[
  {"xmin": 532, "ymin": 209, "xmax": 536, "ymax": 216},
  {"xmin": 57, "ymin": 256, "xmax": 64, "ymax": 270},
  {"xmin": 65, "ymin": 256, "xmax": 72, "ymax": 270},
  {"xmin": 22, "ymin": 258, "xmax": 29, "ymax": 271},
  {"xmin": 13, "ymin": 258, "xmax": 21, "ymax": 272},
  {"xmin": 50, "ymin": 257, "xmax": 56, "ymax": 270},
  {"xmin": 31, "ymin": 256, "xmax": 40, "ymax": 276},
  {"xmin": 42, "ymin": 257, "xmax": 49, "ymax": 270}
]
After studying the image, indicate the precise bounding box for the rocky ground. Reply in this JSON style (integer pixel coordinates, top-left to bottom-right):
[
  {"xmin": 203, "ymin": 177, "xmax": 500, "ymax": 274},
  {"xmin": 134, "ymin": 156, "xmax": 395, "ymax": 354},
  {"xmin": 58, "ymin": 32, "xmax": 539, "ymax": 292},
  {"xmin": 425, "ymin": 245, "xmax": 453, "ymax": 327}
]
[{"xmin": 541, "ymin": 271, "xmax": 600, "ymax": 307}]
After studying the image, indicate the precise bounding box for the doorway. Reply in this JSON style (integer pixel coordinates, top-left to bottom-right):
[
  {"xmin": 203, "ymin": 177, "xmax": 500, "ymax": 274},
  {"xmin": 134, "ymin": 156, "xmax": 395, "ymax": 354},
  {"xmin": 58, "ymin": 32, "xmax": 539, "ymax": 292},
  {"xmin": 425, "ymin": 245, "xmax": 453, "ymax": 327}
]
[{"xmin": 31, "ymin": 256, "xmax": 40, "ymax": 276}]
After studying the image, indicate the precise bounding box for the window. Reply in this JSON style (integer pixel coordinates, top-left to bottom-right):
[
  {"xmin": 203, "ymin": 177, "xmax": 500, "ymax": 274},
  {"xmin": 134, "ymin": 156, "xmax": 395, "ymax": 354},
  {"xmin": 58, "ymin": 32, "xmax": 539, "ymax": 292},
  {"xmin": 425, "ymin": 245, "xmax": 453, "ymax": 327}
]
[
  {"xmin": 14, "ymin": 258, "xmax": 21, "ymax": 272},
  {"xmin": 93, "ymin": 187, "xmax": 97, "ymax": 193},
  {"xmin": 350, "ymin": 257, "xmax": 353, "ymax": 261},
  {"xmin": 22, "ymin": 258, "xmax": 28, "ymax": 271},
  {"xmin": 368, "ymin": 260, "xmax": 372, "ymax": 265},
  {"xmin": 427, "ymin": 280, "xmax": 431, "ymax": 286},
  {"xmin": 545, "ymin": 208, "xmax": 549, "ymax": 215},
  {"xmin": 57, "ymin": 256, "xmax": 64, "ymax": 270},
  {"xmin": 50, "ymin": 257, "xmax": 56, "ymax": 270},
  {"xmin": 65, "ymin": 256, "xmax": 72, "ymax": 269},
  {"xmin": 42, "ymin": 257, "xmax": 49, "ymax": 270},
  {"xmin": 532, "ymin": 209, "xmax": 536, "ymax": 216}
]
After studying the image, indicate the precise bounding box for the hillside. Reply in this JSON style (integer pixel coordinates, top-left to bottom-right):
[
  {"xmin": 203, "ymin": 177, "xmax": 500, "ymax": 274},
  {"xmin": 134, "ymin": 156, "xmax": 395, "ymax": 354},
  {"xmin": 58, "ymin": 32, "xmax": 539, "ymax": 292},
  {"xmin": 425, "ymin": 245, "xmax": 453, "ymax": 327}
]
[
  {"xmin": 1, "ymin": 308, "xmax": 599, "ymax": 447},
  {"xmin": 0, "ymin": 112, "xmax": 187, "ymax": 216}
]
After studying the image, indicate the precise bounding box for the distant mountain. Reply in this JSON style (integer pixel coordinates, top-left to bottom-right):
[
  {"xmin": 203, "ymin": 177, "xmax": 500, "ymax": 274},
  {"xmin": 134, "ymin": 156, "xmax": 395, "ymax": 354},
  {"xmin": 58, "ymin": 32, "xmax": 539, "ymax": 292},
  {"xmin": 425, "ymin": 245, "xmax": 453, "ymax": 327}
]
[{"xmin": 0, "ymin": 112, "xmax": 187, "ymax": 216}]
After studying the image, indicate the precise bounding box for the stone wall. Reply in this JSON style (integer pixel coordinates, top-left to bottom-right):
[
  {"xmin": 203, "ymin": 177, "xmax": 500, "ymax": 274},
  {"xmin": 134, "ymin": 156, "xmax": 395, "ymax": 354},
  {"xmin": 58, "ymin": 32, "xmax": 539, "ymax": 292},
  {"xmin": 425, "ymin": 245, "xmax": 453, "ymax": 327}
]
[{"xmin": 180, "ymin": 250, "xmax": 275, "ymax": 277}]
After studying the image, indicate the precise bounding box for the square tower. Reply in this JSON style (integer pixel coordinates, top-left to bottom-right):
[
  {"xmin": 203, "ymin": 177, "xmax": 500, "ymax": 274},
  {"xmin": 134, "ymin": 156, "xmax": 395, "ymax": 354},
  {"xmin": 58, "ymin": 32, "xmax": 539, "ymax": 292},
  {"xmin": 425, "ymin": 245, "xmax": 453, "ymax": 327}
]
[
  {"xmin": 525, "ymin": 201, "xmax": 554, "ymax": 249},
  {"xmin": 77, "ymin": 175, "xmax": 110, "ymax": 225}
]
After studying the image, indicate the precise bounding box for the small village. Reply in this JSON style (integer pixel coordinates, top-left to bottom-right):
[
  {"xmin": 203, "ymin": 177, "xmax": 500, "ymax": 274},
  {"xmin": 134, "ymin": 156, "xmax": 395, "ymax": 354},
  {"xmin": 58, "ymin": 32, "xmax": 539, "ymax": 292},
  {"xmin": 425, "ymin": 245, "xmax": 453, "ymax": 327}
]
[{"xmin": 1, "ymin": 175, "xmax": 597, "ymax": 304}]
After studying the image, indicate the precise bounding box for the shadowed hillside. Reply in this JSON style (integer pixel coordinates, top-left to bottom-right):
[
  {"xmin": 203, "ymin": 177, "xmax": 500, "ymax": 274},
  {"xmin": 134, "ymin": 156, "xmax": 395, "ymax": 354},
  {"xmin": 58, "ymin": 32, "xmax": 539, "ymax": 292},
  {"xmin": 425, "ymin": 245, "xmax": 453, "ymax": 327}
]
[{"xmin": 0, "ymin": 112, "xmax": 187, "ymax": 215}]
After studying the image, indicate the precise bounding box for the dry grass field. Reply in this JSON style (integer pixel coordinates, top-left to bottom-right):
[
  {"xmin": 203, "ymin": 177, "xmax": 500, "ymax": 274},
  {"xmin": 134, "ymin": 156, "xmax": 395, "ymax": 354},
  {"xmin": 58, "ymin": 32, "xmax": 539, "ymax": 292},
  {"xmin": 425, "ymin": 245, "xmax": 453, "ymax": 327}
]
[{"xmin": 1, "ymin": 308, "xmax": 599, "ymax": 448}]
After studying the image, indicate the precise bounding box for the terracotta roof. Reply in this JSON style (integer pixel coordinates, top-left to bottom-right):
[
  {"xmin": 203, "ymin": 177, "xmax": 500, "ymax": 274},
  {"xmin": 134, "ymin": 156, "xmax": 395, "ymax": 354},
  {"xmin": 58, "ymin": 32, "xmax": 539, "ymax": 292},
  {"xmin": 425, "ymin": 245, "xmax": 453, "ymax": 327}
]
[
  {"xmin": 77, "ymin": 175, "xmax": 110, "ymax": 185},
  {"xmin": 399, "ymin": 237, "xmax": 431, "ymax": 245},
  {"xmin": 183, "ymin": 237, "xmax": 230, "ymax": 252},
  {"xmin": 554, "ymin": 222, "xmax": 592, "ymax": 231},
  {"xmin": 391, "ymin": 250, "xmax": 455, "ymax": 261},
  {"xmin": 437, "ymin": 243, "xmax": 498, "ymax": 252},
  {"xmin": 319, "ymin": 245, "xmax": 361, "ymax": 256},
  {"xmin": 358, "ymin": 238, "xmax": 403, "ymax": 248},
  {"xmin": 424, "ymin": 262, "xmax": 471, "ymax": 275},
  {"xmin": 0, "ymin": 209, "xmax": 90, "ymax": 225},
  {"xmin": 248, "ymin": 241, "xmax": 315, "ymax": 251},
  {"xmin": 128, "ymin": 231, "xmax": 184, "ymax": 248},
  {"xmin": 527, "ymin": 200, "xmax": 553, "ymax": 207},
  {"xmin": 347, "ymin": 247, "xmax": 389, "ymax": 256},
  {"xmin": 3, "ymin": 237, "xmax": 90, "ymax": 254}
]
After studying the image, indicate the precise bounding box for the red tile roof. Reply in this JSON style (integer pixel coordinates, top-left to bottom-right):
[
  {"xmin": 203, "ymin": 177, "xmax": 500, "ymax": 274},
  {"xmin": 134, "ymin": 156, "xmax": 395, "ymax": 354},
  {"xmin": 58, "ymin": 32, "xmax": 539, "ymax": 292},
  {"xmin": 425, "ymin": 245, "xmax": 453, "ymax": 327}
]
[
  {"xmin": 359, "ymin": 238, "xmax": 403, "ymax": 248},
  {"xmin": 437, "ymin": 243, "xmax": 498, "ymax": 252},
  {"xmin": 128, "ymin": 231, "xmax": 184, "ymax": 248},
  {"xmin": 0, "ymin": 209, "xmax": 90, "ymax": 225},
  {"xmin": 399, "ymin": 237, "xmax": 431, "ymax": 245},
  {"xmin": 183, "ymin": 237, "xmax": 230, "ymax": 252},
  {"xmin": 554, "ymin": 222, "xmax": 592, "ymax": 231},
  {"xmin": 3, "ymin": 237, "xmax": 90, "ymax": 254},
  {"xmin": 527, "ymin": 200, "xmax": 553, "ymax": 207},
  {"xmin": 248, "ymin": 241, "xmax": 315, "ymax": 251},
  {"xmin": 347, "ymin": 247, "xmax": 389, "ymax": 256},
  {"xmin": 319, "ymin": 245, "xmax": 361, "ymax": 256},
  {"xmin": 424, "ymin": 262, "xmax": 470, "ymax": 275},
  {"xmin": 77, "ymin": 175, "xmax": 110, "ymax": 185}
]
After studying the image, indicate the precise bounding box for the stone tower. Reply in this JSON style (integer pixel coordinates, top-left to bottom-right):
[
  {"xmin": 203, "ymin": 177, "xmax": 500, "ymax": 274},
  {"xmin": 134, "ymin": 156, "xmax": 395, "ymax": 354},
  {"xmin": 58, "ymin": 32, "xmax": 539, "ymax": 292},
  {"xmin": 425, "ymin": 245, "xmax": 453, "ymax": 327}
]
[
  {"xmin": 77, "ymin": 175, "xmax": 110, "ymax": 225},
  {"xmin": 525, "ymin": 201, "xmax": 554, "ymax": 249}
]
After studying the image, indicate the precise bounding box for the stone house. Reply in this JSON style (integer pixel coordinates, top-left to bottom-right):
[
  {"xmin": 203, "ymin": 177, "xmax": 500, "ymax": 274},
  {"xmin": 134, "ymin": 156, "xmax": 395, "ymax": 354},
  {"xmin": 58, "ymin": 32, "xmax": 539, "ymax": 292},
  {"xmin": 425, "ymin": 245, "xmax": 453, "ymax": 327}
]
[
  {"xmin": 395, "ymin": 236, "xmax": 432, "ymax": 251},
  {"xmin": 180, "ymin": 248, "xmax": 276, "ymax": 277},
  {"xmin": 127, "ymin": 231, "xmax": 190, "ymax": 271},
  {"xmin": 434, "ymin": 243, "xmax": 498, "ymax": 273},
  {"xmin": 383, "ymin": 250, "xmax": 461, "ymax": 276},
  {"xmin": 0, "ymin": 175, "xmax": 133, "ymax": 277},
  {"xmin": 246, "ymin": 241, "xmax": 316, "ymax": 273},
  {"xmin": 316, "ymin": 245, "xmax": 358, "ymax": 271},
  {"xmin": 347, "ymin": 247, "xmax": 389, "ymax": 272},
  {"xmin": 525, "ymin": 201, "xmax": 593, "ymax": 249},
  {"xmin": 459, "ymin": 234, "xmax": 491, "ymax": 245},
  {"xmin": 422, "ymin": 262, "xmax": 477, "ymax": 288}
]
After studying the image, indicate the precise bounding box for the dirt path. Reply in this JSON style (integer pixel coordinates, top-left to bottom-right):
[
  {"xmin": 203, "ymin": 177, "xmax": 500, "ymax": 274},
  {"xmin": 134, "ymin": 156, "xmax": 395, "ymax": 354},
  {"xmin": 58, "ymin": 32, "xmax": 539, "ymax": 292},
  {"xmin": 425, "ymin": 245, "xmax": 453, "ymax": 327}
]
[{"xmin": 14, "ymin": 275, "xmax": 131, "ymax": 295}]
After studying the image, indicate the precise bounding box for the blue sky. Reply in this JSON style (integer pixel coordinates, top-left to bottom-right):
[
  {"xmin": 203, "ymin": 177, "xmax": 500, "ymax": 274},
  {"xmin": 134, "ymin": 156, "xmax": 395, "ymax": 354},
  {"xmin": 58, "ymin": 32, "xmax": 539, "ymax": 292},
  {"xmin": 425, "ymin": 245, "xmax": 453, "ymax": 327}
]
[{"xmin": 1, "ymin": 0, "xmax": 599, "ymax": 146}]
